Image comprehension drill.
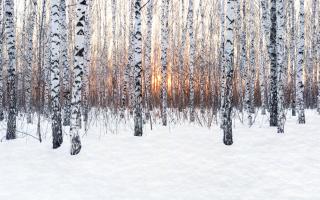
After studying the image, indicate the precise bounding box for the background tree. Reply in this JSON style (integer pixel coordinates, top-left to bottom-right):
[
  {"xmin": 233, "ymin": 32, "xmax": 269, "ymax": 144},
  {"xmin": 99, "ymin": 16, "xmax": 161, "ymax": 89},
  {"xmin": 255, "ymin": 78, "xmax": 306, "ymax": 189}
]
[
  {"xmin": 5, "ymin": 0, "xmax": 17, "ymax": 140},
  {"xmin": 269, "ymin": 0, "xmax": 278, "ymax": 127},
  {"xmin": 133, "ymin": 0, "xmax": 143, "ymax": 136},
  {"xmin": 296, "ymin": 0, "xmax": 305, "ymax": 124},
  {"xmin": 276, "ymin": 0, "xmax": 285, "ymax": 133},
  {"xmin": 61, "ymin": 0, "xmax": 71, "ymax": 126},
  {"xmin": 0, "ymin": 0, "xmax": 4, "ymax": 121},
  {"xmin": 50, "ymin": 0, "xmax": 63, "ymax": 148},
  {"xmin": 187, "ymin": 0, "xmax": 195, "ymax": 122},
  {"xmin": 161, "ymin": 0, "xmax": 169, "ymax": 126}
]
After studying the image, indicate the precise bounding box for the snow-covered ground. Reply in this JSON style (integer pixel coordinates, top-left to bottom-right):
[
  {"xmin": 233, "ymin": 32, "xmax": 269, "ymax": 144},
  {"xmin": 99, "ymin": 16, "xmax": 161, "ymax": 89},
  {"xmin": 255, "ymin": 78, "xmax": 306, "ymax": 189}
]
[{"xmin": 0, "ymin": 110, "xmax": 320, "ymax": 200}]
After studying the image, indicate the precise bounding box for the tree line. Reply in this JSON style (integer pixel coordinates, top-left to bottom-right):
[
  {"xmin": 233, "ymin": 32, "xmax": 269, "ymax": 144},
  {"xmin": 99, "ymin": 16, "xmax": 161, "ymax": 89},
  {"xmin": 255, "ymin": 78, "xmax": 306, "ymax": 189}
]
[{"xmin": 0, "ymin": 0, "xmax": 319, "ymax": 154}]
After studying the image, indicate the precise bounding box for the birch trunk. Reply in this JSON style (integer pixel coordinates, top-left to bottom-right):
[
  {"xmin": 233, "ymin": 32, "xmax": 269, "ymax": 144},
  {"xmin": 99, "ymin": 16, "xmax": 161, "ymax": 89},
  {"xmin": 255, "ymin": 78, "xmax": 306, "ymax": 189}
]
[
  {"xmin": 187, "ymin": 0, "xmax": 195, "ymax": 122},
  {"xmin": 61, "ymin": 0, "xmax": 71, "ymax": 126},
  {"xmin": 276, "ymin": 0, "xmax": 285, "ymax": 133},
  {"xmin": 133, "ymin": 0, "xmax": 143, "ymax": 136},
  {"xmin": 296, "ymin": 0, "xmax": 305, "ymax": 124},
  {"xmin": 50, "ymin": 0, "xmax": 63, "ymax": 148},
  {"xmin": 0, "ymin": 0, "xmax": 4, "ymax": 121},
  {"xmin": 145, "ymin": 0, "xmax": 154, "ymax": 119},
  {"xmin": 161, "ymin": 0, "xmax": 169, "ymax": 126},
  {"xmin": 70, "ymin": 0, "xmax": 87, "ymax": 155},
  {"xmin": 5, "ymin": 0, "xmax": 17, "ymax": 140},
  {"xmin": 269, "ymin": 0, "xmax": 278, "ymax": 126},
  {"xmin": 221, "ymin": 0, "xmax": 236, "ymax": 145}
]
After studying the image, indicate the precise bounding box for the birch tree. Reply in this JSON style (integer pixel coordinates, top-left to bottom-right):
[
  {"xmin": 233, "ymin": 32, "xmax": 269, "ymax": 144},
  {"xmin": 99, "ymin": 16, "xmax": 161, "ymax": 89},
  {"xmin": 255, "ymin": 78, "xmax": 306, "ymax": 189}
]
[
  {"xmin": 70, "ymin": 0, "xmax": 87, "ymax": 155},
  {"xmin": 317, "ymin": 2, "xmax": 320, "ymax": 114},
  {"xmin": 5, "ymin": 0, "xmax": 17, "ymax": 140},
  {"xmin": 61, "ymin": 0, "xmax": 71, "ymax": 126},
  {"xmin": 221, "ymin": 0, "xmax": 236, "ymax": 145},
  {"xmin": 276, "ymin": 0, "xmax": 285, "ymax": 133},
  {"xmin": 50, "ymin": 0, "xmax": 63, "ymax": 148},
  {"xmin": 178, "ymin": 0, "xmax": 186, "ymax": 111},
  {"xmin": 247, "ymin": 0, "xmax": 255, "ymax": 126},
  {"xmin": 161, "ymin": 0, "xmax": 169, "ymax": 126},
  {"xmin": 199, "ymin": 0, "xmax": 206, "ymax": 115},
  {"xmin": 145, "ymin": 0, "xmax": 153, "ymax": 119},
  {"xmin": 0, "ymin": 0, "xmax": 4, "ymax": 121},
  {"xmin": 133, "ymin": 0, "xmax": 143, "ymax": 136},
  {"xmin": 296, "ymin": 0, "xmax": 305, "ymax": 124},
  {"xmin": 83, "ymin": 0, "xmax": 91, "ymax": 128},
  {"xmin": 240, "ymin": 1, "xmax": 247, "ymax": 112},
  {"xmin": 25, "ymin": 0, "xmax": 37, "ymax": 123},
  {"xmin": 269, "ymin": 0, "xmax": 278, "ymax": 126},
  {"xmin": 112, "ymin": 0, "xmax": 117, "ymax": 111},
  {"xmin": 289, "ymin": 0, "xmax": 296, "ymax": 116},
  {"xmin": 260, "ymin": 0, "xmax": 270, "ymax": 115},
  {"xmin": 120, "ymin": 1, "xmax": 135, "ymax": 118},
  {"xmin": 187, "ymin": 0, "xmax": 195, "ymax": 122}
]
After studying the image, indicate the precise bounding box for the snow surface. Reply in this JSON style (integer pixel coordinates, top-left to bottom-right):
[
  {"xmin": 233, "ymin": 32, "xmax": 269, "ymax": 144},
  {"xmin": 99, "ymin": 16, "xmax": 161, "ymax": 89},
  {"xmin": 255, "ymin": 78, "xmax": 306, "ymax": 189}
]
[{"xmin": 0, "ymin": 110, "xmax": 320, "ymax": 200}]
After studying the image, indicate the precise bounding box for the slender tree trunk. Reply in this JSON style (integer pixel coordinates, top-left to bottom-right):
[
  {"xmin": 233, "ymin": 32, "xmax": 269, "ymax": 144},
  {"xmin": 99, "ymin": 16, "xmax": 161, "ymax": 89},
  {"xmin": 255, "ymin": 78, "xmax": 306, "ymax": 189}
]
[
  {"xmin": 5, "ymin": 0, "xmax": 17, "ymax": 140},
  {"xmin": 145, "ymin": 0, "xmax": 154, "ymax": 120},
  {"xmin": 269, "ymin": 0, "xmax": 278, "ymax": 126},
  {"xmin": 25, "ymin": 1, "xmax": 37, "ymax": 124},
  {"xmin": 221, "ymin": 0, "xmax": 236, "ymax": 145},
  {"xmin": 219, "ymin": 0, "xmax": 226, "ymax": 122},
  {"xmin": 296, "ymin": 0, "xmax": 305, "ymax": 124},
  {"xmin": 0, "ymin": 0, "xmax": 4, "ymax": 121},
  {"xmin": 50, "ymin": 0, "xmax": 63, "ymax": 148},
  {"xmin": 161, "ymin": 0, "xmax": 169, "ymax": 126},
  {"xmin": 178, "ymin": 0, "xmax": 186, "ymax": 112},
  {"xmin": 83, "ymin": 0, "xmax": 91, "ymax": 129},
  {"xmin": 43, "ymin": 20, "xmax": 51, "ymax": 117},
  {"xmin": 120, "ymin": 1, "xmax": 134, "ymax": 118},
  {"xmin": 260, "ymin": 0, "xmax": 270, "ymax": 115},
  {"xmin": 133, "ymin": 0, "xmax": 143, "ymax": 136},
  {"xmin": 187, "ymin": 0, "xmax": 195, "ymax": 122},
  {"xmin": 112, "ymin": 0, "xmax": 117, "ymax": 112},
  {"xmin": 61, "ymin": 0, "xmax": 71, "ymax": 126},
  {"xmin": 199, "ymin": 0, "xmax": 205, "ymax": 115},
  {"xmin": 276, "ymin": 0, "xmax": 285, "ymax": 133},
  {"xmin": 70, "ymin": 0, "xmax": 87, "ymax": 155},
  {"xmin": 240, "ymin": 1, "xmax": 246, "ymax": 113},
  {"xmin": 317, "ymin": 1, "xmax": 320, "ymax": 114},
  {"xmin": 289, "ymin": 0, "xmax": 296, "ymax": 116},
  {"xmin": 248, "ymin": 0, "xmax": 255, "ymax": 126}
]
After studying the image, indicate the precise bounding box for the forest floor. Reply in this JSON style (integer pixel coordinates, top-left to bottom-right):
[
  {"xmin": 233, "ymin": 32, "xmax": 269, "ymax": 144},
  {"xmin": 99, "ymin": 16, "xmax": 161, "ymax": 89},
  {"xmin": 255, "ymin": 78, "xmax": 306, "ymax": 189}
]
[{"xmin": 0, "ymin": 110, "xmax": 320, "ymax": 200}]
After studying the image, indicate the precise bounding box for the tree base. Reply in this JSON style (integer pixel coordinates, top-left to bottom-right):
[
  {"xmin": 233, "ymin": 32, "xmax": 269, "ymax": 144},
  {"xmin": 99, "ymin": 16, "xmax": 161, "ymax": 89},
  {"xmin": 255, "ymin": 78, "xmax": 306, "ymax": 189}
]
[
  {"xmin": 223, "ymin": 130, "xmax": 233, "ymax": 146},
  {"xmin": 0, "ymin": 112, "xmax": 4, "ymax": 121},
  {"xmin": 71, "ymin": 135, "xmax": 81, "ymax": 155}
]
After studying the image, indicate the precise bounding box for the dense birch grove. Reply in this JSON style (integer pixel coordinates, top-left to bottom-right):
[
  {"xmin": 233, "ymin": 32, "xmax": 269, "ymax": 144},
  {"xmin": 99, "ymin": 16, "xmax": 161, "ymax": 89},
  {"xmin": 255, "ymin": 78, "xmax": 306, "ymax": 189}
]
[{"xmin": 0, "ymin": 0, "xmax": 320, "ymax": 154}]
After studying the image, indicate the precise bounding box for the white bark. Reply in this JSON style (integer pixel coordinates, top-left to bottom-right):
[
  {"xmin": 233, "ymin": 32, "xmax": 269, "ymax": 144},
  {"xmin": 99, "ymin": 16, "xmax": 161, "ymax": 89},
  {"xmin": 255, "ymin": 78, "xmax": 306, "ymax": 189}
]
[
  {"xmin": 5, "ymin": 0, "xmax": 17, "ymax": 139},
  {"xmin": 221, "ymin": 0, "xmax": 236, "ymax": 145},
  {"xmin": 317, "ymin": 1, "xmax": 320, "ymax": 114},
  {"xmin": 187, "ymin": 0, "xmax": 195, "ymax": 122},
  {"xmin": 276, "ymin": 0, "xmax": 285, "ymax": 133},
  {"xmin": 145, "ymin": 0, "xmax": 154, "ymax": 119},
  {"xmin": 50, "ymin": 0, "xmax": 63, "ymax": 148},
  {"xmin": 0, "ymin": 0, "xmax": 4, "ymax": 121},
  {"xmin": 178, "ymin": 0, "xmax": 186, "ymax": 111},
  {"xmin": 199, "ymin": 0, "xmax": 206, "ymax": 114},
  {"xmin": 25, "ymin": 0, "xmax": 37, "ymax": 123},
  {"xmin": 296, "ymin": 0, "xmax": 305, "ymax": 124},
  {"xmin": 161, "ymin": 0, "xmax": 169, "ymax": 126},
  {"xmin": 133, "ymin": 0, "xmax": 143, "ymax": 136},
  {"xmin": 61, "ymin": 0, "xmax": 71, "ymax": 126},
  {"xmin": 70, "ymin": 0, "xmax": 87, "ymax": 155}
]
